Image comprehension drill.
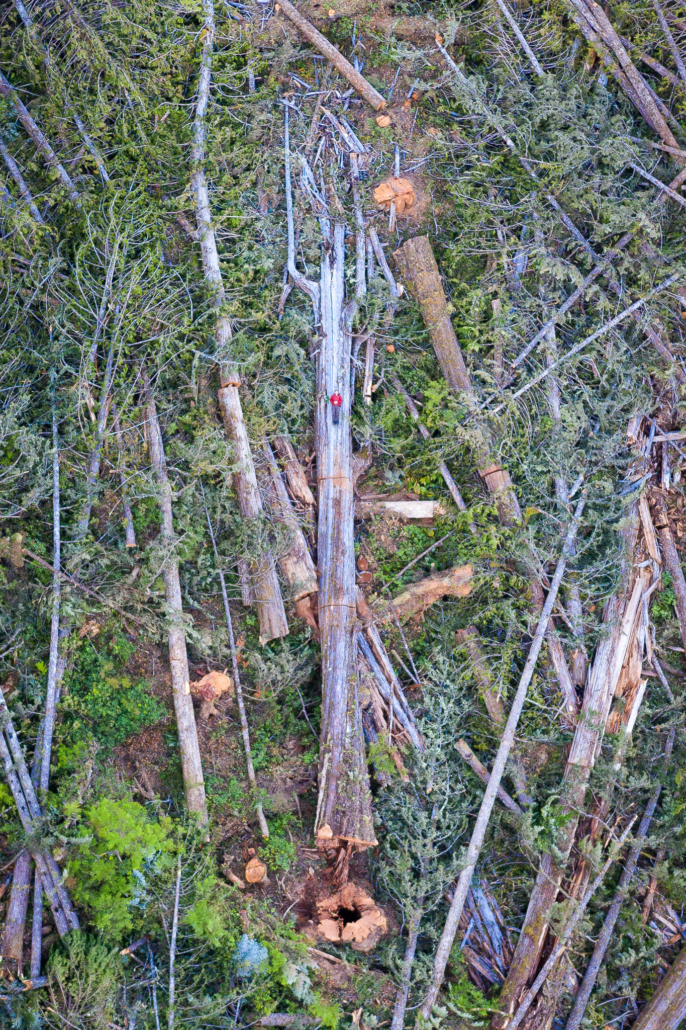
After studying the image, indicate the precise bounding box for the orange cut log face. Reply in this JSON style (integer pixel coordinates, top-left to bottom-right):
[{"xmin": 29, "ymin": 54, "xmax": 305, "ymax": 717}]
[{"xmin": 373, "ymin": 177, "xmax": 415, "ymax": 214}]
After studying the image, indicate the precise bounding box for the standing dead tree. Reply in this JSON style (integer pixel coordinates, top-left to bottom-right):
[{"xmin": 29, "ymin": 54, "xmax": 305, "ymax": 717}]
[
  {"xmin": 143, "ymin": 376, "xmax": 207, "ymax": 822},
  {"xmin": 191, "ymin": 0, "xmax": 287, "ymax": 645}
]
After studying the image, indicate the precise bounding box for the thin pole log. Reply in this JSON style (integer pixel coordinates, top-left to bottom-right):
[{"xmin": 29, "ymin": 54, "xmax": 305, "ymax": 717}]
[
  {"xmin": 144, "ymin": 383, "xmax": 207, "ymax": 821},
  {"xmin": 455, "ymin": 740, "xmax": 523, "ymax": 815},
  {"xmin": 0, "ymin": 136, "xmax": 44, "ymax": 223},
  {"xmin": 167, "ymin": 855, "xmax": 181, "ymax": 1030},
  {"xmin": 29, "ymin": 865, "xmax": 42, "ymax": 979},
  {"xmin": 418, "ymin": 496, "xmax": 585, "ymax": 1021},
  {"xmin": 494, "ymin": 0, "xmax": 544, "ymax": 75},
  {"xmin": 506, "ymin": 819, "xmax": 636, "ymax": 1030},
  {"xmin": 0, "ymin": 69, "xmax": 80, "ymax": 205},
  {"xmin": 630, "ymin": 162, "xmax": 686, "ymax": 210},
  {"xmin": 111, "ymin": 403, "xmax": 137, "ymax": 548},
  {"xmin": 192, "ymin": 0, "xmax": 288, "ymax": 644},
  {"xmin": 40, "ymin": 398, "xmax": 61, "ymax": 794},
  {"xmin": 275, "ymin": 0, "xmax": 387, "ymax": 109},
  {"xmin": 651, "ymin": 0, "xmax": 686, "ymax": 85},
  {"xmin": 1, "ymin": 850, "xmax": 31, "ymax": 975},
  {"xmin": 11, "ymin": 0, "xmax": 110, "ymax": 182},
  {"xmin": 201, "ymin": 488, "xmax": 269, "ymax": 839},
  {"xmin": 75, "ymin": 342, "xmax": 115, "ymax": 540},
  {"xmin": 564, "ymin": 729, "xmax": 675, "ymax": 1030},
  {"xmin": 0, "ymin": 729, "xmax": 70, "ymax": 937},
  {"xmin": 390, "ymin": 908, "xmax": 424, "ymax": 1030}
]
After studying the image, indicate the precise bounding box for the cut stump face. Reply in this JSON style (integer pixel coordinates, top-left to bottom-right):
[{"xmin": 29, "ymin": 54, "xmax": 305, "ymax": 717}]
[{"xmin": 314, "ymin": 882, "xmax": 387, "ymax": 953}]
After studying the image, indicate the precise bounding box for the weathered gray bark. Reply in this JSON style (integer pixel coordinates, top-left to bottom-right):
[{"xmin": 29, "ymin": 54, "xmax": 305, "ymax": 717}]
[
  {"xmin": 273, "ymin": 435, "xmax": 315, "ymax": 507},
  {"xmin": 75, "ymin": 343, "xmax": 115, "ymax": 540},
  {"xmin": 629, "ymin": 947, "xmax": 686, "ymax": 1030},
  {"xmin": 111, "ymin": 404, "xmax": 137, "ymax": 548},
  {"xmin": 313, "ymin": 221, "xmax": 375, "ymax": 847},
  {"xmin": 191, "ymin": 0, "xmax": 287, "ymax": 645},
  {"xmin": 144, "ymin": 386, "xmax": 207, "ymax": 821},
  {"xmin": 40, "ymin": 404, "xmax": 61, "ymax": 794},
  {"xmin": 0, "ymin": 135, "xmax": 44, "ymax": 223},
  {"xmin": 651, "ymin": 490, "xmax": 686, "ymax": 651},
  {"xmin": 0, "ymin": 68, "xmax": 80, "ymax": 205},
  {"xmin": 1, "ymin": 851, "xmax": 31, "ymax": 974}
]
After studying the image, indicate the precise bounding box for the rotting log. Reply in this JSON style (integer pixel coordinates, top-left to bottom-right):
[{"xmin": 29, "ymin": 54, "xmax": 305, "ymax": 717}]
[
  {"xmin": 273, "ymin": 435, "xmax": 315, "ymax": 507},
  {"xmin": 388, "ymin": 564, "xmax": 473, "ymax": 622},
  {"xmin": 192, "ymin": 0, "xmax": 288, "ymax": 645},
  {"xmin": 1, "ymin": 850, "xmax": 31, "ymax": 975},
  {"xmin": 275, "ymin": 0, "xmax": 387, "ymax": 110},
  {"xmin": 263, "ymin": 440, "xmax": 318, "ymax": 603},
  {"xmin": 455, "ymin": 740, "xmax": 523, "ymax": 816},
  {"xmin": 144, "ymin": 384, "xmax": 207, "ymax": 822},
  {"xmin": 491, "ymin": 507, "xmax": 642, "ymax": 1029},
  {"xmin": 313, "ymin": 221, "xmax": 375, "ymax": 850}
]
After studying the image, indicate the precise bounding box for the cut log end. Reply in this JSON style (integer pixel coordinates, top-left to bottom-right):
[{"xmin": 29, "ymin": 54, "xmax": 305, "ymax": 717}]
[{"xmin": 313, "ymin": 882, "xmax": 387, "ymax": 953}]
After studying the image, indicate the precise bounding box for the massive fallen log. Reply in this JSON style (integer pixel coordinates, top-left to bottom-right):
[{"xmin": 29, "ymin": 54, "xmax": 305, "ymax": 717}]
[
  {"xmin": 192, "ymin": 0, "xmax": 288, "ymax": 645},
  {"xmin": 144, "ymin": 382, "xmax": 207, "ymax": 822},
  {"xmin": 629, "ymin": 946, "xmax": 686, "ymax": 1030}
]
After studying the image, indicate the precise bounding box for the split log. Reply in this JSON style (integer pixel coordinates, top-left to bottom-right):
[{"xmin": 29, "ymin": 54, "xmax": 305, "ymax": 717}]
[
  {"xmin": 455, "ymin": 740, "xmax": 523, "ymax": 816},
  {"xmin": 1, "ymin": 850, "xmax": 31, "ymax": 975},
  {"xmin": 273, "ymin": 435, "xmax": 315, "ymax": 507},
  {"xmin": 357, "ymin": 632, "xmax": 422, "ymax": 750},
  {"xmin": 389, "ymin": 564, "xmax": 473, "ymax": 622},
  {"xmin": 419, "ymin": 498, "xmax": 585, "ymax": 1020},
  {"xmin": 0, "ymin": 68, "xmax": 80, "ymax": 205},
  {"xmin": 275, "ymin": 0, "xmax": 387, "ymax": 110},
  {"xmin": 357, "ymin": 499, "xmax": 446, "ymax": 520},
  {"xmin": 144, "ymin": 384, "xmax": 207, "ymax": 821},
  {"xmin": 651, "ymin": 490, "xmax": 686, "ymax": 650},
  {"xmin": 629, "ymin": 946, "xmax": 686, "ymax": 1030},
  {"xmin": 263, "ymin": 441, "xmax": 318, "ymax": 602},
  {"xmin": 492, "ymin": 507, "xmax": 641, "ymax": 1029},
  {"xmin": 191, "ymin": 0, "xmax": 287, "ymax": 645}
]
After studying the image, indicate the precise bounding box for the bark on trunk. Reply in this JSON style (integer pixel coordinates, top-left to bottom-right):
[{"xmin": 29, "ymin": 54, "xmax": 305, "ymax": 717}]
[
  {"xmin": 492, "ymin": 510, "xmax": 641, "ymax": 1029},
  {"xmin": 388, "ymin": 564, "xmax": 472, "ymax": 622},
  {"xmin": 629, "ymin": 947, "xmax": 686, "ymax": 1030},
  {"xmin": 111, "ymin": 403, "xmax": 137, "ymax": 548},
  {"xmin": 273, "ymin": 435, "xmax": 315, "ymax": 507},
  {"xmin": 0, "ymin": 68, "xmax": 80, "ymax": 205},
  {"xmin": 217, "ymin": 388, "xmax": 289, "ymax": 643},
  {"xmin": 0, "ymin": 136, "xmax": 44, "ymax": 223},
  {"xmin": 145, "ymin": 389, "xmax": 207, "ymax": 821},
  {"xmin": 263, "ymin": 440, "xmax": 318, "ymax": 602},
  {"xmin": 1, "ymin": 850, "xmax": 31, "ymax": 975},
  {"xmin": 314, "ymin": 221, "xmax": 375, "ymax": 848},
  {"xmin": 191, "ymin": 0, "xmax": 288, "ymax": 645}
]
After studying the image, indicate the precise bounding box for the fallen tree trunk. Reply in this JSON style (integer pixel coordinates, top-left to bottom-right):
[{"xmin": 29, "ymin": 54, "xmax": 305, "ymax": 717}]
[
  {"xmin": 629, "ymin": 946, "xmax": 686, "ymax": 1030},
  {"xmin": 275, "ymin": 0, "xmax": 387, "ymax": 110},
  {"xmin": 0, "ymin": 137, "xmax": 44, "ymax": 223},
  {"xmin": 313, "ymin": 220, "xmax": 375, "ymax": 849},
  {"xmin": 273, "ymin": 435, "xmax": 315, "ymax": 507},
  {"xmin": 455, "ymin": 740, "xmax": 523, "ymax": 816},
  {"xmin": 144, "ymin": 382, "xmax": 207, "ymax": 822},
  {"xmin": 651, "ymin": 490, "xmax": 686, "ymax": 651},
  {"xmin": 1, "ymin": 851, "xmax": 31, "ymax": 975},
  {"xmin": 192, "ymin": 0, "xmax": 287, "ymax": 645},
  {"xmin": 357, "ymin": 499, "xmax": 446, "ymax": 520}
]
